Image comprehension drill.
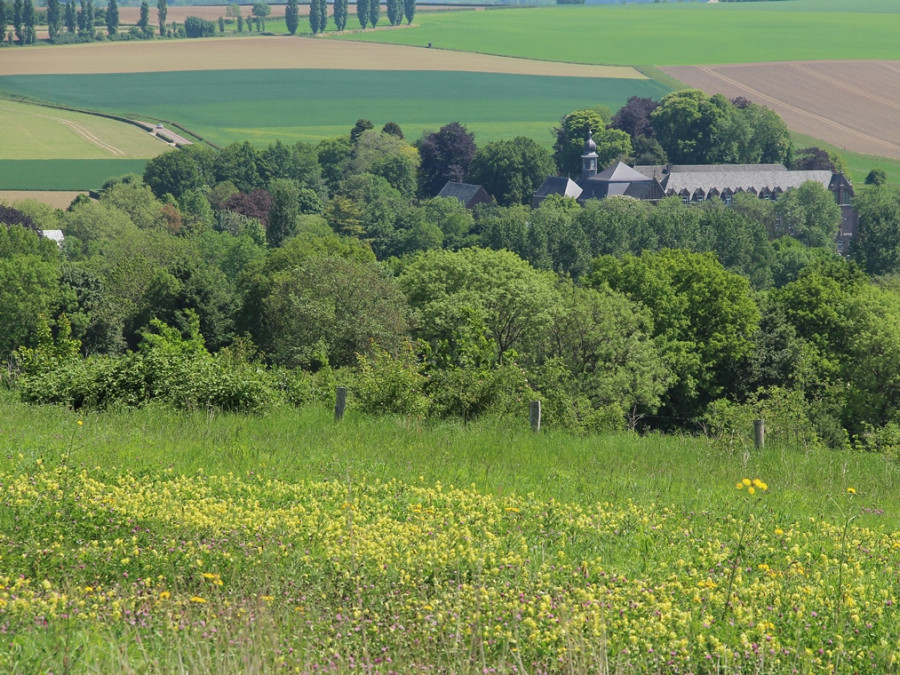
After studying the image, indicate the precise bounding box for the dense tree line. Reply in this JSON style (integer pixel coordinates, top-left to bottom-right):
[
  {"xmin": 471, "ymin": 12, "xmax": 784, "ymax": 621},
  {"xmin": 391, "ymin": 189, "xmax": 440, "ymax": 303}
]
[{"xmin": 3, "ymin": 97, "xmax": 900, "ymax": 450}]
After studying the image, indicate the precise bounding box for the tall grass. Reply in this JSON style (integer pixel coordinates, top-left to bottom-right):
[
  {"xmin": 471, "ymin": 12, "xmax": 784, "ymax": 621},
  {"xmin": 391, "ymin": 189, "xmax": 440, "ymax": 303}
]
[
  {"xmin": 2, "ymin": 396, "xmax": 898, "ymax": 672},
  {"xmin": 3, "ymin": 397, "xmax": 896, "ymax": 528}
]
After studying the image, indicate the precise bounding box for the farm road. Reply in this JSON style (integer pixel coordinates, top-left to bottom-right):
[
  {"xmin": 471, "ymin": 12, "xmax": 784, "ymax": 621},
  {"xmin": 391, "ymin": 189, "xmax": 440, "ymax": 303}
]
[{"xmin": 662, "ymin": 61, "xmax": 900, "ymax": 160}]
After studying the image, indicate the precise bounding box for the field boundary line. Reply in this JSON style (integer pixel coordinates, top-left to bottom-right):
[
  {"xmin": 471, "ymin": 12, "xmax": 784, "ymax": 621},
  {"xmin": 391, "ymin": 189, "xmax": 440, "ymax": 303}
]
[{"xmin": 694, "ymin": 65, "xmax": 900, "ymax": 155}]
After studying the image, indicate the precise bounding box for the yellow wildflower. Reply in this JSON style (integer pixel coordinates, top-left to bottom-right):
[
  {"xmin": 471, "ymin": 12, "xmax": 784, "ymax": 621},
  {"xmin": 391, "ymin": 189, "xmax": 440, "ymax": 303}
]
[
  {"xmin": 189, "ymin": 596, "xmax": 206, "ymax": 603},
  {"xmin": 846, "ymin": 487, "xmax": 856, "ymax": 494}
]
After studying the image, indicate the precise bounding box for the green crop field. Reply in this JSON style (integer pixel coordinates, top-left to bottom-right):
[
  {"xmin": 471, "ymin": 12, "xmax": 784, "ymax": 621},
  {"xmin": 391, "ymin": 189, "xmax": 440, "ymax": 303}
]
[
  {"xmin": 0, "ymin": 159, "xmax": 149, "ymax": 190},
  {"xmin": 332, "ymin": 1, "xmax": 900, "ymax": 66},
  {"xmin": 0, "ymin": 69, "xmax": 671, "ymax": 149}
]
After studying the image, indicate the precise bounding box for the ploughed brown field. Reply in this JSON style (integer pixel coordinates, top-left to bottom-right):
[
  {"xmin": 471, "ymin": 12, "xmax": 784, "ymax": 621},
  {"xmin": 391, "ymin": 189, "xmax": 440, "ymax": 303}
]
[
  {"xmin": 662, "ymin": 61, "xmax": 900, "ymax": 161},
  {"xmin": 0, "ymin": 37, "xmax": 644, "ymax": 78}
]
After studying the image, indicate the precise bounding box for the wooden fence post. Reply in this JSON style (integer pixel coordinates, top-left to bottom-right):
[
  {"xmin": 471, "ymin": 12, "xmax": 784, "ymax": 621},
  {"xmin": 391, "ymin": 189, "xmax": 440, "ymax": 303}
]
[
  {"xmin": 335, "ymin": 387, "xmax": 348, "ymax": 421},
  {"xmin": 754, "ymin": 419, "xmax": 765, "ymax": 449},
  {"xmin": 530, "ymin": 400, "xmax": 541, "ymax": 433}
]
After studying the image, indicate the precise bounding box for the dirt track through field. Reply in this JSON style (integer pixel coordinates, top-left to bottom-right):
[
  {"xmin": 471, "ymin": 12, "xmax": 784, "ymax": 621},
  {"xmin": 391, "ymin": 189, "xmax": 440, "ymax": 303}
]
[
  {"xmin": 662, "ymin": 61, "xmax": 900, "ymax": 160},
  {"xmin": 0, "ymin": 37, "xmax": 644, "ymax": 79},
  {"xmin": 36, "ymin": 113, "xmax": 126, "ymax": 156}
]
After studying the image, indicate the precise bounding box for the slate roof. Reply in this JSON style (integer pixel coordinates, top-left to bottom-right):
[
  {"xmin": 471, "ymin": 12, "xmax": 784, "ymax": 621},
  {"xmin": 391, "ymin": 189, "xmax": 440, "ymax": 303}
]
[
  {"xmin": 632, "ymin": 164, "xmax": 834, "ymax": 195},
  {"xmin": 437, "ymin": 182, "xmax": 493, "ymax": 208},
  {"xmin": 533, "ymin": 176, "xmax": 583, "ymax": 201},
  {"xmin": 595, "ymin": 161, "xmax": 654, "ymax": 183}
]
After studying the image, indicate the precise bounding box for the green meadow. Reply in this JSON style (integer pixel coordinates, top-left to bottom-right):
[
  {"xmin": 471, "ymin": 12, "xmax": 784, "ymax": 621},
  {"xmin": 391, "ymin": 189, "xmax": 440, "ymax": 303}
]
[
  {"xmin": 791, "ymin": 132, "xmax": 900, "ymax": 187},
  {"xmin": 333, "ymin": 1, "xmax": 900, "ymax": 66},
  {"xmin": 1, "ymin": 398, "xmax": 898, "ymax": 671},
  {"xmin": 0, "ymin": 69, "xmax": 670, "ymax": 149}
]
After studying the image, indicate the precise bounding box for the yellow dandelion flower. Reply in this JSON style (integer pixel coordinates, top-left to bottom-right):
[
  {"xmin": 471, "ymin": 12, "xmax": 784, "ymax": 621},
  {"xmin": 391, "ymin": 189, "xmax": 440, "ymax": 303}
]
[
  {"xmin": 77, "ymin": 420, "xmax": 83, "ymax": 426},
  {"xmin": 747, "ymin": 486, "xmax": 756, "ymax": 495},
  {"xmin": 260, "ymin": 595, "xmax": 274, "ymax": 602},
  {"xmin": 846, "ymin": 487, "xmax": 856, "ymax": 494},
  {"xmin": 752, "ymin": 478, "xmax": 768, "ymax": 491},
  {"xmin": 504, "ymin": 507, "xmax": 520, "ymax": 513},
  {"xmin": 736, "ymin": 483, "xmax": 744, "ymax": 490},
  {"xmin": 159, "ymin": 591, "xmax": 171, "ymax": 600},
  {"xmin": 742, "ymin": 478, "xmax": 752, "ymax": 486},
  {"xmin": 189, "ymin": 596, "xmax": 206, "ymax": 603},
  {"xmin": 775, "ymin": 528, "xmax": 784, "ymax": 535}
]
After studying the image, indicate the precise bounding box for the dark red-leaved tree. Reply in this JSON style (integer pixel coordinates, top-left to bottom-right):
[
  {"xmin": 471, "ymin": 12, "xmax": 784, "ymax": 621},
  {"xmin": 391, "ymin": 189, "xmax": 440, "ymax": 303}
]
[
  {"xmin": 610, "ymin": 96, "xmax": 660, "ymax": 140},
  {"xmin": 416, "ymin": 122, "xmax": 477, "ymax": 198},
  {"xmin": 222, "ymin": 189, "xmax": 272, "ymax": 227}
]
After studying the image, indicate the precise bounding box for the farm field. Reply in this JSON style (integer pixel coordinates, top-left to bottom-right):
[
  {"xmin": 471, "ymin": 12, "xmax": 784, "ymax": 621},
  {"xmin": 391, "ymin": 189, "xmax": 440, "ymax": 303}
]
[
  {"xmin": 663, "ymin": 61, "xmax": 900, "ymax": 161},
  {"xmin": 0, "ymin": 190, "xmax": 85, "ymax": 208},
  {"xmin": 0, "ymin": 159, "xmax": 150, "ymax": 190},
  {"xmin": 0, "ymin": 400, "xmax": 898, "ymax": 672},
  {"xmin": 0, "ymin": 99, "xmax": 170, "ymax": 160},
  {"xmin": 0, "ymin": 37, "xmax": 643, "ymax": 78},
  {"xmin": 0, "ymin": 68, "xmax": 669, "ymax": 151},
  {"xmin": 329, "ymin": 1, "xmax": 900, "ymax": 66}
]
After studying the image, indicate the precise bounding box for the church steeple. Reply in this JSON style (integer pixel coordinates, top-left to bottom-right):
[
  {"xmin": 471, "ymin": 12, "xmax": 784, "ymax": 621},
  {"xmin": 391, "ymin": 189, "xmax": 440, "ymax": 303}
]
[{"xmin": 581, "ymin": 130, "xmax": 598, "ymax": 181}]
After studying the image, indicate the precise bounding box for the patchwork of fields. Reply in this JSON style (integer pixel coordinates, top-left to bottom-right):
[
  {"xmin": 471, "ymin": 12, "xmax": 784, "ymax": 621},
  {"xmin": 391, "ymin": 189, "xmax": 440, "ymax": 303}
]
[
  {"xmin": 330, "ymin": 2, "xmax": 900, "ymax": 66},
  {"xmin": 0, "ymin": 68, "xmax": 668, "ymax": 151},
  {"xmin": 1, "ymin": 0, "xmax": 899, "ymax": 189}
]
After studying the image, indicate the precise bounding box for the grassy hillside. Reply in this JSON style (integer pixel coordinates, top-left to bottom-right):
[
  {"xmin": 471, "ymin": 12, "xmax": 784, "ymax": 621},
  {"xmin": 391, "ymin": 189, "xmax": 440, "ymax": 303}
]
[
  {"xmin": 332, "ymin": 2, "xmax": 900, "ymax": 66},
  {"xmin": 1, "ymin": 399, "xmax": 898, "ymax": 672},
  {"xmin": 0, "ymin": 70, "xmax": 670, "ymax": 149},
  {"xmin": 0, "ymin": 99, "xmax": 168, "ymax": 160}
]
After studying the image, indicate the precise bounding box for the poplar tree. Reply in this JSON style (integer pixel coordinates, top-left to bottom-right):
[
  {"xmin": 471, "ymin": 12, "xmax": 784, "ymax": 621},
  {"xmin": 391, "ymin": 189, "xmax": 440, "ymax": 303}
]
[
  {"xmin": 47, "ymin": 0, "xmax": 60, "ymax": 39},
  {"xmin": 356, "ymin": 0, "xmax": 368, "ymax": 28},
  {"xmin": 284, "ymin": 0, "xmax": 298, "ymax": 35},
  {"xmin": 85, "ymin": 0, "xmax": 94, "ymax": 35},
  {"xmin": 0, "ymin": 2, "xmax": 6, "ymax": 40},
  {"xmin": 13, "ymin": 0, "xmax": 22, "ymax": 43},
  {"xmin": 106, "ymin": 0, "xmax": 117, "ymax": 35},
  {"xmin": 316, "ymin": 0, "xmax": 327, "ymax": 32},
  {"xmin": 403, "ymin": 0, "xmax": 414, "ymax": 25},
  {"xmin": 156, "ymin": 0, "xmax": 166, "ymax": 36},
  {"xmin": 23, "ymin": 0, "xmax": 35, "ymax": 43},
  {"xmin": 138, "ymin": 0, "xmax": 148, "ymax": 30},
  {"xmin": 386, "ymin": 0, "xmax": 399, "ymax": 26},
  {"xmin": 368, "ymin": 0, "xmax": 378, "ymax": 27},
  {"xmin": 64, "ymin": 0, "xmax": 75, "ymax": 32},
  {"xmin": 308, "ymin": 0, "xmax": 319, "ymax": 33},
  {"xmin": 333, "ymin": 0, "xmax": 347, "ymax": 30}
]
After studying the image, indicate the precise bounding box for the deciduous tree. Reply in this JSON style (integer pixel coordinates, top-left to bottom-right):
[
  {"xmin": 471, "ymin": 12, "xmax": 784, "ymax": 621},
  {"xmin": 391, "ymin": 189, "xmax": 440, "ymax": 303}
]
[
  {"xmin": 468, "ymin": 136, "xmax": 555, "ymax": 207},
  {"xmin": 106, "ymin": 0, "xmax": 117, "ymax": 35},
  {"xmin": 333, "ymin": 0, "xmax": 347, "ymax": 30},
  {"xmin": 284, "ymin": 0, "xmax": 298, "ymax": 34},
  {"xmin": 774, "ymin": 181, "xmax": 842, "ymax": 248},
  {"xmin": 47, "ymin": 0, "xmax": 60, "ymax": 38},
  {"xmin": 416, "ymin": 122, "xmax": 476, "ymax": 198},
  {"xmin": 156, "ymin": 0, "xmax": 166, "ymax": 35},
  {"xmin": 850, "ymin": 185, "xmax": 900, "ymax": 276}
]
